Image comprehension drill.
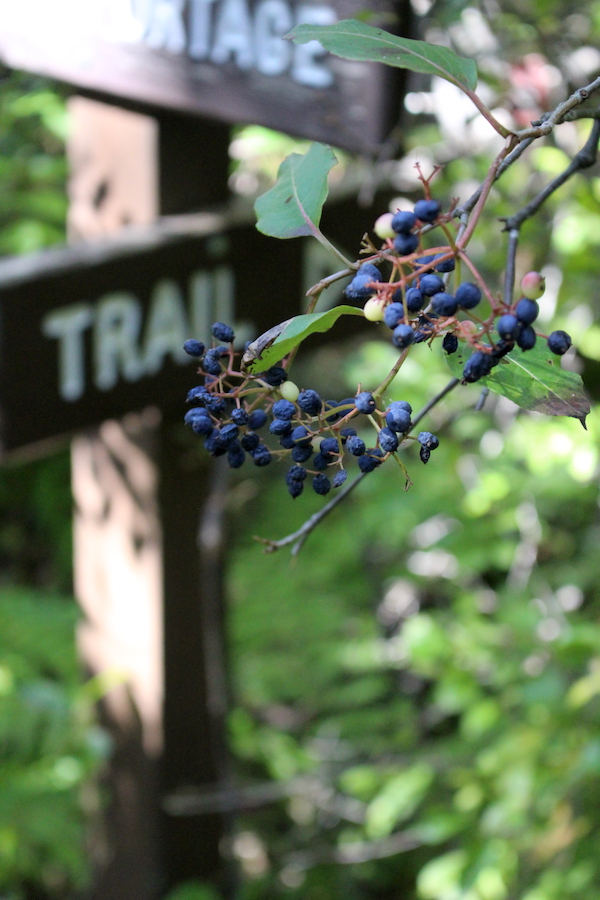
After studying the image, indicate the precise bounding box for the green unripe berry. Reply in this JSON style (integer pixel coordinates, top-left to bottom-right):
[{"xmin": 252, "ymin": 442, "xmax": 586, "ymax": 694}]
[
  {"xmin": 363, "ymin": 297, "xmax": 385, "ymax": 322},
  {"xmin": 373, "ymin": 213, "xmax": 395, "ymax": 240},
  {"xmin": 279, "ymin": 381, "xmax": 300, "ymax": 402},
  {"xmin": 520, "ymin": 271, "xmax": 545, "ymax": 300}
]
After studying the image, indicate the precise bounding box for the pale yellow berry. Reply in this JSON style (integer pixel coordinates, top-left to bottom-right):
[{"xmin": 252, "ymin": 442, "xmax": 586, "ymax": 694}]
[
  {"xmin": 374, "ymin": 212, "xmax": 395, "ymax": 240},
  {"xmin": 520, "ymin": 271, "xmax": 546, "ymax": 300},
  {"xmin": 363, "ymin": 297, "xmax": 385, "ymax": 321},
  {"xmin": 279, "ymin": 380, "xmax": 300, "ymax": 402}
]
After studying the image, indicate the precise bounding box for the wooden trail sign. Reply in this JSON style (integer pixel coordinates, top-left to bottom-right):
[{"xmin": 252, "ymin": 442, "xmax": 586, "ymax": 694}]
[
  {"xmin": 0, "ymin": 0, "xmax": 411, "ymax": 153},
  {"xmin": 0, "ymin": 193, "xmax": 390, "ymax": 457}
]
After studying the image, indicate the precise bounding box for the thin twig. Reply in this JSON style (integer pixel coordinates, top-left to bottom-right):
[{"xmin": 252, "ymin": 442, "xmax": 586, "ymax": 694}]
[
  {"xmin": 503, "ymin": 229, "xmax": 520, "ymax": 307},
  {"xmin": 501, "ymin": 119, "xmax": 600, "ymax": 232},
  {"xmin": 254, "ymin": 470, "xmax": 367, "ymax": 555},
  {"xmin": 515, "ymin": 75, "xmax": 600, "ymax": 141}
]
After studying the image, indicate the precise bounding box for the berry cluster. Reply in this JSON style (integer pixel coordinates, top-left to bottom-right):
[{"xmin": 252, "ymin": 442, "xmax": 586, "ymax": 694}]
[
  {"xmin": 184, "ymin": 324, "xmax": 437, "ymax": 499},
  {"xmin": 184, "ymin": 189, "xmax": 574, "ymax": 503},
  {"xmin": 348, "ymin": 199, "xmax": 572, "ymax": 384}
]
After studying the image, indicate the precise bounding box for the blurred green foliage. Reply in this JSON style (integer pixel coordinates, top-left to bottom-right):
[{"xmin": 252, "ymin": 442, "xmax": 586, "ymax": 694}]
[
  {"xmin": 0, "ymin": 69, "xmax": 106, "ymax": 900},
  {"xmin": 223, "ymin": 2, "xmax": 600, "ymax": 897},
  {"xmin": 1, "ymin": 1, "xmax": 600, "ymax": 898}
]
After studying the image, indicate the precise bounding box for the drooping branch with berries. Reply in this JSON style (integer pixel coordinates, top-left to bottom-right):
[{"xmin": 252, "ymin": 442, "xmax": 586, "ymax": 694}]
[{"xmin": 182, "ymin": 21, "xmax": 596, "ymax": 554}]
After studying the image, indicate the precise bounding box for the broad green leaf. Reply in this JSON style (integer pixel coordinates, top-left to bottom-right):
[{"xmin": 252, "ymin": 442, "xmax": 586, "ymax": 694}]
[
  {"xmin": 365, "ymin": 763, "xmax": 434, "ymax": 839},
  {"xmin": 243, "ymin": 305, "xmax": 364, "ymax": 374},
  {"xmin": 254, "ymin": 142, "xmax": 337, "ymax": 240},
  {"xmin": 445, "ymin": 342, "xmax": 590, "ymax": 426},
  {"xmin": 288, "ymin": 20, "xmax": 478, "ymax": 92}
]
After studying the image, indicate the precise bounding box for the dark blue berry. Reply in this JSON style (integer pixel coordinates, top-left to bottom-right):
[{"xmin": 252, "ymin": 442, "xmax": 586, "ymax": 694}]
[
  {"xmin": 455, "ymin": 282, "xmax": 481, "ymax": 309},
  {"xmin": 517, "ymin": 325, "xmax": 536, "ymax": 350},
  {"xmin": 186, "ymin": 385, "xmax": 210, "ymax": 404},
  {"xmin": 292, "ymin": 445, "xmax": 313, "ymax": 463},
  {"xmin": 414, "ymin": 254, "xmax": 436, "ymax": 269},
  {"xmin": 405, "ymin": 287, "xmax": 425, "ymax": 312},
  {"xmin": 384, "ymin": 302, "xmax": 405, "ymax": 329},
  {"xmin": 320, "ymin": 437, "xmax": 340, "ymax": 457},
  {"xmin": 204, "ymin": 395, "xmax": 226, "ymax": 414},
  {"xmin": 312, "ymin": 473, "xmax": 331, "ymax": 495},
  {"xmin": 241, "ymin": 432, "xmax": 260, "ymax": 451},
  {"xmin": 272, "ymin": 399, "xmax": 296, "ymax": 420},
  {"xmin": 355, "ymin": 392, "xmax": 376, "ymax": 414},
  {"xmin": 333, "ymin": 470, "xmax": 348, "ymax": 488},
  {"xmin": 414, "ymin": 199, "xmax": 441, "ymax": 223},
  {"xmin": 340, "ymin": 427, "xmax": 357, "ymax": 441},
  {"xmin": 345, "ymin": 264, "xmax": 381, "ymax": 301},
  {"xmin": 204, "ymin": 433, "xmax": 227, "ymax": 457},
  {"xmin": 346, "ymin": 435, "xmax": 366, "ymax": 456},
  {"xmin": 313, "ymin": 453, "xmax": 330, "ymax": 471},
  {"xmin": 184, "ymin": 407, "xmax": 211, "ymax": 426},
  {"xmin": 201, "ymin": 355, "xmax": 222, "ymax": 376},
  {"xmin": 297, "ymin": 389, "xmax": 322, "ymax": 416},
  {"xmin": 183, "ymin": 339, "xmax": 205, "ymax": 357},
  {"xmin": 547, "ymin": 330, "xmax": 572, "ymax": 355},
  {"xmin": 379, "ymin": 427, "xmax": 399, "ymax": 453},
  {"xmin": 358, "ymin": 263, "xmax": 381, "ymax": 280},
  {"xmin": 434, "ymin": 255, "xmax": 455, "ymax": 273},
  {"xmin": 191, "ymin": 416, "xmax": 215, "ymax": 436},
  {"xmin": 248, "ymin": 409, "xmax": 267, "ymax": 430},
  {"xmin": 358, "ymin": 451, "xmax": 382, "ymax": 473},
  {"xmin": 418, "ymin": 432, "xmax": 439, "ymax": 450},
  {"xmin": 211, "ymin": 322, "xmax": 235, "ymax": 343},
  {"xmin": 216, "ymin": 423, "xmax": 239, "ymax": 448},
  {"xmin": 442, "ymin": 333, "xmax": 459, "ymax": 354},
  {"xmin": 230, "ymin": 408, "xmax": 249, "ymax": 426},
  {"xmin": 392, "ymin": 324, "xmax": 414, "ymax": 349},
  {"xmin": 287, "ymin": 479, "xmax": 304, "ymax": 499},
  {"xmin": 287, "ymin": 465, "xmax": 307, "ymax": 482},
  {"xmin": 279, "ymin": 433, "xmax": 296, "ymax": 449},
  {"xmin": 292, "ymin": 425, "xmax": 312, "ymax": 447},
  {"xmin": 419, "ymin": 274, "xmax": 445, "ymax": 297},
  {"xmin": 515, "ymin": 298, "xmax": 539, "ymax": 325},
  {"xmin": 496, "ymin": 314, "xmax": 521, "ymax": 341},
  {"xmin": 385, "ymin": 403, "xmax": 411, "ymax": 433},
  {"xmin": 420, "ymin": 445, "xmax": 431, "ymax": 464},
  {"xmin": 269, "ymin": 418, "xmax": 292, "ymax": 436},
  {"xmin": 261, "ymin": 366, "xmax": 288, "ymax": 387},
  {"xmin": 391, "ymin": 210, "xmax": 417, "ymax": 234},
  {"xmin": 228, "ymin": 444, "xmax": 246, "ymax": 468},
  {"xmin": 393, "ymin": 233, "xmax": 419, "ymax": 256},
  {"xmin": 250, "ymin": 444, "xmax": 272, "ymax": 466},
  {"xmin": 431, "ymin": 292, "xmax": 458, "ymax": 317},
  {"xmin": 463, "ymin": 350, "xmax": 494, "ymax": 382}
]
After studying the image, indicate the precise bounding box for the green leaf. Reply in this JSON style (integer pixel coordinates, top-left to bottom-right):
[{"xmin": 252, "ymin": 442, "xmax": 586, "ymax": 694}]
[
  {"xmin": 445, "ymin": 342, "xmax": 590, "ymax": 426},
  {"xmin": 243, "ymin": 306, "xmax": 365, "ymax": 374},
  {"xmin": 288, "ymin": 20, "xmax": 478, "ymax": 92},
  {"xmin": 254, "ymin": 142, "xmax": 337, "ymax": 240}
]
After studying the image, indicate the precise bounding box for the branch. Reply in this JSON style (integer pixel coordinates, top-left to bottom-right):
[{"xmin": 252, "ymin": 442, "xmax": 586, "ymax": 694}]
[{"xmin": 501, "ymin": 118, "xmax": 600, "ymax": 232}]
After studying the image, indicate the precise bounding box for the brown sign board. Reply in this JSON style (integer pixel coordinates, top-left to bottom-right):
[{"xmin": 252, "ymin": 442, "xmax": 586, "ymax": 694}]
[
  {"xmin": 0, "ymin": 0, "xmax": 410, "ymax": 154},
  {"xmin": 0, "ymin": 197, "xmax": 388, "ymax": 456}
]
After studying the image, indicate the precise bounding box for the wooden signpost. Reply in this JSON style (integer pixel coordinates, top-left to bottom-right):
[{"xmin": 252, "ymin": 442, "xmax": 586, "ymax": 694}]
[
  {"xmin": 0, "ymin": 1, "xmax": 411, "ymax": 896},
  {"xmin": 0, "ymin": 0, "xmax": 409, "ymax": 155}
]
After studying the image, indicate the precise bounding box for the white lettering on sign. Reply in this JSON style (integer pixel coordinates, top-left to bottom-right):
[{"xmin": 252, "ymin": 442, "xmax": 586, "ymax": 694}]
[
  {"xmin": 42, "ymin": 265, "xmax": 236, "ymax": 402},
  {"xmin": 42, "ymin": 304, "xmax": 95, "ymax": 402},
  {"xmin": 94, "ymin": 292, "xmax": 145, "ymax": 390},
  {"xmin": 129, "ymin": 0, "xmax": 336, "ymax": 87}
]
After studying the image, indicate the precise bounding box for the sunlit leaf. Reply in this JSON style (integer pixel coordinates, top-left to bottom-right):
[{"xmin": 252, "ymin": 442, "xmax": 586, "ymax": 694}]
[
  {"xmin": 365, "ymin": 763, "xmax": 434, "ymax": 839},
  {"xmin": 445, "ymin": 342, "xmax": 590, "ymax": 426},
  {"xmin": 254, "ymin": 142, "xmax": 337, "ymax": 240},
  {"xmin": 288, "ymin": 20, "xmax": 478, "ymax": 91},
  {"xmin": 243, "ymin": 305, "xmax": 364, "ymax": 373}
]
